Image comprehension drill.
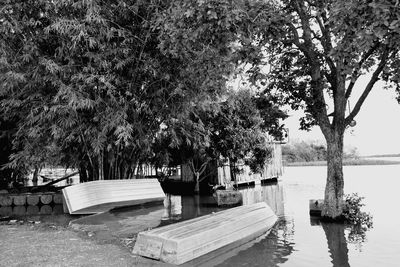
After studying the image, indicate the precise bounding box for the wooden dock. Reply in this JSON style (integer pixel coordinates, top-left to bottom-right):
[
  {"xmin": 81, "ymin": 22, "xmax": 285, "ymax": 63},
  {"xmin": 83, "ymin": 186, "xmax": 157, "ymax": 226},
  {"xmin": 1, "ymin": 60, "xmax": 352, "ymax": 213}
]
[
  {"xmin": 133, "ymin": 202, "xmax": 277, "ymax": 265},
  {"xmin": 309, "ymin": 199, "xmax": 324, "ymax": 216},
  {"xmin": 62, "ymin": 179, "xmax": 165, "ymax": 215}
]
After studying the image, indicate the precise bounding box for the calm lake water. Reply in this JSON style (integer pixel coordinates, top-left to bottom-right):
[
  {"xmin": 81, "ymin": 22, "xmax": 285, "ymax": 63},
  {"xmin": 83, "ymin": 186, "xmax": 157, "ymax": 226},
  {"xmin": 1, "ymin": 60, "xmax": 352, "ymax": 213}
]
[{"xmin": 215, "ymin": 163, "xmax": 400, "ymax": 267}]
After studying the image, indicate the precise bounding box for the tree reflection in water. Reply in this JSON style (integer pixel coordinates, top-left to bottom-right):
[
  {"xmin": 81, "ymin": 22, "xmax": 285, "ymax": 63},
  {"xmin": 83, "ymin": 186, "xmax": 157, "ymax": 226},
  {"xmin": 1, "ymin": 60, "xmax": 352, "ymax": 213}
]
[
  {"xmin": 321, "ymin": 222, "xmax": 350, "ymax": 267},
  {"xmin": 346, "ymin": 224, "xmax": 369, "ymax": 252},
  {"xmin": 314, "ymin": 219, "xmax": 372, "ymax": 267}
]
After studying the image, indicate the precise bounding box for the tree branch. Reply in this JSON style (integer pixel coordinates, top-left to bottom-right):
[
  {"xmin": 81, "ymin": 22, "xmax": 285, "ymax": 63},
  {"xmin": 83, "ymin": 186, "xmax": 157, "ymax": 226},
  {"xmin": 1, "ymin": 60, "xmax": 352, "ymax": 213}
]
[
  {"xmin": 315, "ymin": 13, "xmax": 336, "ymax": 84},
  {"xmin": 295, "ymin": 0, "xmax": 313, "ymax": 47},
  {"xmin": 294, "ymin": 0, "xmax": 331, "ymax": 129},
  {"xmin": 345, "ymin": 45, "xmax": 390, "ymax": 124},
  {"xmin": 345, "ymin": 42, "xmax": 381, "ymax": 99},
  {"xmin": 287, "ymin": 22, "xmax": 304, "ymax": 49}
]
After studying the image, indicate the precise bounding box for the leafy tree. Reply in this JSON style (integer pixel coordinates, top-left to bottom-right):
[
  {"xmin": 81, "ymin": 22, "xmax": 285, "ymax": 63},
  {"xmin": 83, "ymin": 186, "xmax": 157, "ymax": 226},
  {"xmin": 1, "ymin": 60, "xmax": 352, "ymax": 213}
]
[
  {"xmin": 229, "ymin": 0, "xmax": 399, "ymax": 219},
  {"xmin": 152, "ymin": 88, "xmax": 286, "ymax": 192},
  {"xmin": 0, "ymin": 118, "xmax": 18, "ymax": 188},
  {"xmin": 0, "ymin": 0, "xmax": 241, "ymax": 181},
  {"xmin": 163, "ymin": 0, "xmax": 400, "ymax": 217}
]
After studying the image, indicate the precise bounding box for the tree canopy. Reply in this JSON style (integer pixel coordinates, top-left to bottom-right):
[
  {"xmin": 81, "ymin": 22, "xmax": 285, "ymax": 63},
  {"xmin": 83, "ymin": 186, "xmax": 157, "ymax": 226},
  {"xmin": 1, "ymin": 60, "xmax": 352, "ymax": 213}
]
[
  {"xmin": 153, "ymin": 89, "xmax": 286, "ymax": 170},
  {"xmin": 3, "ymin": 0, "xmax": 394, "ymax": 218},
  {"xmin": 0, "ymin": 0, "xmax": 287, "ymax": 183},
  {"xmin": 236, "ymin": 0, "xmax": 400, "ymax": 218},
  {"xmin": 0, "ymin": 0, "xmax": 230, "ymax": 180},
  {"xmin": 156, "ymin": 0, "xmax": 400, "ymax": 217}
]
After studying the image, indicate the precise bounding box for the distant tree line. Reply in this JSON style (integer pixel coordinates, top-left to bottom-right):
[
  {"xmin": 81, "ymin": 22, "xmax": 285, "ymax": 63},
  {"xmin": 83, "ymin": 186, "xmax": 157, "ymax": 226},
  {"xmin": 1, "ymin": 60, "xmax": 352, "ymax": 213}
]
[{"xmin": 282, "ymin": 141, "xmax": 359, "ymax": 163}]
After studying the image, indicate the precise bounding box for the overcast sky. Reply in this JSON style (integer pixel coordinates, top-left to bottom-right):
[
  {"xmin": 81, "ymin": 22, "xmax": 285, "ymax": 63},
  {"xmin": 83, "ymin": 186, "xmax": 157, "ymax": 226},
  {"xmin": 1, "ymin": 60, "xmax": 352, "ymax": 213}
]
[{"xmin": 284, "ymin": 78, "xmax": 400, "ymax": 156}]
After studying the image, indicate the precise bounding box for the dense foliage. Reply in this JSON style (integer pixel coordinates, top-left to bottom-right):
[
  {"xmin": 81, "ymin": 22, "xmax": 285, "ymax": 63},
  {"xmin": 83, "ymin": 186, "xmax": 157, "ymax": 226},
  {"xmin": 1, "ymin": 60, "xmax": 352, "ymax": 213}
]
[
  {"xmin": 343, "ymin": 193, "xmax": 373, "ymax": 228},
  {"xmin": 343, "ymin": 193, "xmax": 374, "ymax": 246},
  {"xmin": 154, "ymin": 89, "xmax": 286, "ymax": 177},
  {"xmin": 0, "ymin": 0, "xmax": 286, "ymax": 185}
]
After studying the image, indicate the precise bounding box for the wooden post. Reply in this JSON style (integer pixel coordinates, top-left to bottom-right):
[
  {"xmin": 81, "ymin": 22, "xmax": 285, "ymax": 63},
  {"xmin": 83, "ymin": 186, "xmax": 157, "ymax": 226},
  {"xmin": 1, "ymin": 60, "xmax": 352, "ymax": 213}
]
[
  {"xmin": 40, "ymin": 194, "xmax": 53, "ymax": 205},
  {"xmin": 0, "ymin": 206, "xmax": 12, "ymax": 216},
  {"xmin": 40, "ymin": 205, "xmax": 52, "ymax": 215},
  {"xmin": 27, "ymin": 205, "xmax": 39, "ymax": 215},
  {"xmin": 53, "ymin": 193, "xmax": 63, "ymax": 204},
  {"xmin": 0, "ymin": 195, "xmax": 12, "ymax": 206},
  {"xmin": 13, "ymin": 206, "xmax": 26, "ymax": 216},
  {"xmin": 12, "ymin": 195, "xmax": 27, "ymax": 206},
  {"xmin": 27, "ymin": 194, "xmax": 40, "ymax": 206}
]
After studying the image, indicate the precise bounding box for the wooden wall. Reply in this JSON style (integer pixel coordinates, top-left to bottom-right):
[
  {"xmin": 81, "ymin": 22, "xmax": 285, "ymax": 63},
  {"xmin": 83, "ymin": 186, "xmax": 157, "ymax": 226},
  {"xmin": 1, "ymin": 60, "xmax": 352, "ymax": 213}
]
[
  {"xmin": 170, "ymin": 143, "xmax": 283, "ymax": 186},
  {"xmin": 264, "ymin": 143, "xmax": 283, "ymax": 178},
  {"xmin": 181, "ymin": 164, "xmax": 194, "ymax": 182},
  {"xmin": 217, "ymin": 143, "xmax": 283, "ymax": 186}
]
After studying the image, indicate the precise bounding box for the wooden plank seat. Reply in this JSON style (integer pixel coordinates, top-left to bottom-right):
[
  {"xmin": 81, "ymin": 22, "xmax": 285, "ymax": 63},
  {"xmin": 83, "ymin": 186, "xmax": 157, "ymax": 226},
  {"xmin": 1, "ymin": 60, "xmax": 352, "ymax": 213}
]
[
  {"xmin": 133, "ymin": 202, "xmax": 277, "ymax": 265},
  {"xmin": 62, "ymin": 179, "xmax": 165, "ymax": 215}
]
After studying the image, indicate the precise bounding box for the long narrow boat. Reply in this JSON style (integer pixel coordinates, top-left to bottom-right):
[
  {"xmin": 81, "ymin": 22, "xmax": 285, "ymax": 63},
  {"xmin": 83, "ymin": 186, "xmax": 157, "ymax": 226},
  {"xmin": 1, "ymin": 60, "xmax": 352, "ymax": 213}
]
[
  {"xmin": 133, "ymin": 202, "xmax": 277, "ymax": 265},
  {"xmin": 62, "ymin": 179, "xmax": 165, "ymax": 215}
]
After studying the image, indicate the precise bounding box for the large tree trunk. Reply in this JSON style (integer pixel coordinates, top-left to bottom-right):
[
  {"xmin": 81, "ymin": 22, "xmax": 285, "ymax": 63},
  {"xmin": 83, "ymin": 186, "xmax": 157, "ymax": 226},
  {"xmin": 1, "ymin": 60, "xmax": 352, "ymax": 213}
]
[
  {"xmin": 32, "ymin": 166, "xmax": 39, "ymax": 186},
  {"xmin": 322, "ymin": 130, "xmax": 345, "ymax": 219},
  {"xmin": 79, "ymin": 162, "xmax": 88, "ymax": 183},
  {"xmin": 194, "ymin": 172, "xmax": 200, "ymax": 194}
]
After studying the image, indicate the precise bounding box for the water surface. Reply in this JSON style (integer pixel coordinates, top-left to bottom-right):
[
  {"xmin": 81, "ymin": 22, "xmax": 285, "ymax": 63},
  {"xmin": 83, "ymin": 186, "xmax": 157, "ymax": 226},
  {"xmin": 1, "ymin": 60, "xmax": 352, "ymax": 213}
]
[
  {"xmin": 10, "ymin": 164, "xmax": 400, "ymax": 266},
  {"xmin": 216, "ymin": 164, "xmax": 400, "ymax": 267}
]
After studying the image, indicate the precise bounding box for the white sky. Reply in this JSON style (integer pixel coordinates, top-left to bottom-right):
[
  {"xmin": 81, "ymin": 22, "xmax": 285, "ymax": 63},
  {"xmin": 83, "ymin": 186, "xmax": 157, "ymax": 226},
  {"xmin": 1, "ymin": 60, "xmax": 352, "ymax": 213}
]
[{"xmin": 284, "ymin": 77, "xmax": 400, "ymax": 156}]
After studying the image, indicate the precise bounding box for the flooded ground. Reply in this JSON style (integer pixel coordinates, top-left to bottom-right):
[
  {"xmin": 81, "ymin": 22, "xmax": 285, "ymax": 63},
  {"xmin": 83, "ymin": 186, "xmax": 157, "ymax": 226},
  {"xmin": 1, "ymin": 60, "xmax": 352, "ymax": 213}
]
[{"xmin": 275, "ymin": 164, "xmax": 400, "ymax": 267}]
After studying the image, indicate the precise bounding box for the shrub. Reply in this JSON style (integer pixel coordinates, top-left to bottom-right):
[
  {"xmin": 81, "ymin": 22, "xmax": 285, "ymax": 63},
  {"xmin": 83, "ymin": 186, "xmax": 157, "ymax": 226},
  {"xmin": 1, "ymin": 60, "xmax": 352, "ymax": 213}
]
[{"xmin": 343, "ymin": 193, "xmax": 373, "ymax": 229}]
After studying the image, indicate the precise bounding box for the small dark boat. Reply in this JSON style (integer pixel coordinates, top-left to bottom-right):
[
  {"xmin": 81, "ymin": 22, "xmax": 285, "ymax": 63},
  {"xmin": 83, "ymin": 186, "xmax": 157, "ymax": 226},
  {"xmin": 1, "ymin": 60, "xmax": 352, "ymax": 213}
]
[{"xmin": 158, "ymin": 178, "xmax": 196, "ymax": 195}]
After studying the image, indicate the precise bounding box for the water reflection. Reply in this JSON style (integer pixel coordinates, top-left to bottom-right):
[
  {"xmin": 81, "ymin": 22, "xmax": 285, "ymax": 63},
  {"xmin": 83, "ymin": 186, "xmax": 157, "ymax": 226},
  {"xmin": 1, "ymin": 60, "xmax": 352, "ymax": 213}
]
[
  {"xmin": 321, "ymin": 222, "xmax": 350, "ymax": 267},
  {"xmin": 162, "ymin": 194, "xmax": 182, "ymax": 220},
  {"xmin": 0, "ymin": 204, "xmax": 65, "ymax": 217},
  {"xmin": 310, "ymin": 216, "xmax": 371, "ymax": 267},
  {"xmin": 159, "ymin": 183, "xmax": 291, "ymax": 266},
  {"xmin": 159, "ymin": 194, "xmax": 226, "ymax": 226},
  {"xmin": 240, "ymin": 183, "xmax": 285, "ymax": 217},
  {"xmin": 160, "ymin": 183, "xmax": 286, "ymax": 224},
  {"xmin": 207, "ymin": 219, "xmax": 295, "ymax": 267},
  {"xmin": 346, "ymin": 225, "xmax": 369, "ymax": 252}
]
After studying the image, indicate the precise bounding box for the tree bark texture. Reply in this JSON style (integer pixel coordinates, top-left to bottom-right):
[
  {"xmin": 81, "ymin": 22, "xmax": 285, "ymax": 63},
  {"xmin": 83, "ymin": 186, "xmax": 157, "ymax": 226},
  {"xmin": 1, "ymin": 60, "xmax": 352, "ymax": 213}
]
[
  {"xmin": 32, "ymin": 167, "xmax": 39, "ymax": 185},
  {"xmin": 322, "ymin": 130, "xmax": 345, "ymax": 219},
  {"xmin": 194, "ymin": 172, "xmax": 200, "ymax": 194}
]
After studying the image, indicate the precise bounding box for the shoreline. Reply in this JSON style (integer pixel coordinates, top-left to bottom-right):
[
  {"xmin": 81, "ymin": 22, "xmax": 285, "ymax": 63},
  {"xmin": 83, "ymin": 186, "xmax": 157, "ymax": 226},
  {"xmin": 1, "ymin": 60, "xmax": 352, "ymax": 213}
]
[
  {"xmin": 0, "ymin": 217, "xmax": 168, "ymax": 266},
  {"xmin": 284, "ymin": 159, "xmax": 400, "ymax": 167}
]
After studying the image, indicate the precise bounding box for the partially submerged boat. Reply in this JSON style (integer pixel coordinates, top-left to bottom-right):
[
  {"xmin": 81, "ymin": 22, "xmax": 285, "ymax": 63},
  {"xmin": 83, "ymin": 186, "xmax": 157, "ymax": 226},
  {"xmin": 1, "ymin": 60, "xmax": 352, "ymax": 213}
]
[
  {"xmin": 133, "ymin": 202, "xmax": 277, "ymax": 265},
  {"xmin": 62, "ymin": 179, "xmax": 165, "ymax": 215}
]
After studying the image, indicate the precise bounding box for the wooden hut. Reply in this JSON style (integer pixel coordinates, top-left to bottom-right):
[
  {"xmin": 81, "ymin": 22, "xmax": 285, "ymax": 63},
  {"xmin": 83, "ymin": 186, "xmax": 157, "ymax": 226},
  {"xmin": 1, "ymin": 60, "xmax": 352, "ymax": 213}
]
[
  {"xmin": 219, "ymin": 142, "xmax": 283, "ymax": 188},
  {"xmin": 158, "ymin": 142, "xmax": 284, "ymax": 194}
]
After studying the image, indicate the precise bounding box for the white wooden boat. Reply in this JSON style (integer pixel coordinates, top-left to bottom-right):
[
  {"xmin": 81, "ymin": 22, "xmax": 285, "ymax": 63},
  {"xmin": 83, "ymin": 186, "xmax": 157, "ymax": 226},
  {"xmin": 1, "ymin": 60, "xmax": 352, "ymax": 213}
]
[
  {"xmin": 133, "ymin": 202, "xmax": 277, "ymax": 265},
  {"xmin": 62, "ymin": 179, "xmax": 165, "ymax": 215}
]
